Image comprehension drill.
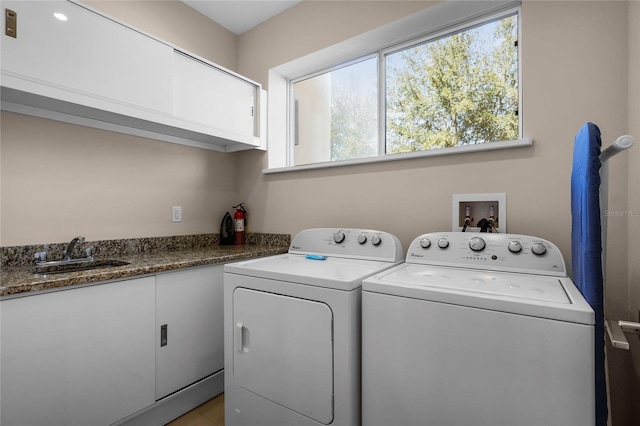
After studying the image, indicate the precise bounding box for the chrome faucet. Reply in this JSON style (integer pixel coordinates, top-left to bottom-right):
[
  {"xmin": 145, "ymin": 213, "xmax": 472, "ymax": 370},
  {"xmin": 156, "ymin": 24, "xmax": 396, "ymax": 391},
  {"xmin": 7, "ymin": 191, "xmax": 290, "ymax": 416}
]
[{"xmin": 62, "ymin": 236, "xmax": 85, "ymax": 261}]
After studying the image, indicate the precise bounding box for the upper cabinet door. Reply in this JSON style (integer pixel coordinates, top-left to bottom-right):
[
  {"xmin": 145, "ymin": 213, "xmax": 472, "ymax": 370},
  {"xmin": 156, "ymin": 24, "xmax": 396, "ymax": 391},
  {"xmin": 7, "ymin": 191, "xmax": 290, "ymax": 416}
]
[
  {"xmin": 0, "ymin": 0, "xmax": 173, "ymax": 114},
  {"xmin": 173, "ymin": 51, "xmax": 258, "ymax": 139}
]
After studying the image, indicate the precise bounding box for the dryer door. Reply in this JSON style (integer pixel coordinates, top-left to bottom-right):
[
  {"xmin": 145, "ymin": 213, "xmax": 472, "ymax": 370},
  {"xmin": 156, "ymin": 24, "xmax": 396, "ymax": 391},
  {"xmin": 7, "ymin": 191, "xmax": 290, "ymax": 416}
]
[{"xmin": 233, "ymin": 288, "xmax": 334, "ymax": 424}]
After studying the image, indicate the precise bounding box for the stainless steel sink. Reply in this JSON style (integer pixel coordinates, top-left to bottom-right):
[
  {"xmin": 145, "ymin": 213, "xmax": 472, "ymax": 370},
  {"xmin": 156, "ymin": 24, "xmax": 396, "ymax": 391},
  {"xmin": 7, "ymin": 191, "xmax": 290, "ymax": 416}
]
[{"xmin": 32, "ymin": 258, "xmax": 130, "ymax": 275}]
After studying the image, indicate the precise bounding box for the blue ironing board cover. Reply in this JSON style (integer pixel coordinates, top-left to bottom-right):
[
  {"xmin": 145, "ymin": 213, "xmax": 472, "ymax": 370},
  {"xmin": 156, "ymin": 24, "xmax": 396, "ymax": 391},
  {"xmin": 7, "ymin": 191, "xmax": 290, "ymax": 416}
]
[{"xmin": 571, "ymin": 122, "xmax": 606, "ymax": 426}]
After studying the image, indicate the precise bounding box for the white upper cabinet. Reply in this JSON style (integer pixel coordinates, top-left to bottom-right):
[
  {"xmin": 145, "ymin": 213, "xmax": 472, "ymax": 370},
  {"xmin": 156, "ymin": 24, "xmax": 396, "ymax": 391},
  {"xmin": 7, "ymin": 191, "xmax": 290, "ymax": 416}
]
[
  {"xmin": 173, "ymin": 51, "xmax": 259, "ymax": 141},
  {"xmin": 0, "ymin": 0, "xmax": 264, "ymax": 152},
  {"xmin": 1, "ymin": 0, "xmax": 172, "ymax": 114}
]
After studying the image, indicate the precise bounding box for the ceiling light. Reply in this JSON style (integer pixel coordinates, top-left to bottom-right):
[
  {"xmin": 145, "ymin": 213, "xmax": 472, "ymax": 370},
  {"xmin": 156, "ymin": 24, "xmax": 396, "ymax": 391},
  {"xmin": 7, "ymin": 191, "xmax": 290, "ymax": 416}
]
[{"xmin": 53, "ymin": 12, "xmax": 68, "ymax": 21}]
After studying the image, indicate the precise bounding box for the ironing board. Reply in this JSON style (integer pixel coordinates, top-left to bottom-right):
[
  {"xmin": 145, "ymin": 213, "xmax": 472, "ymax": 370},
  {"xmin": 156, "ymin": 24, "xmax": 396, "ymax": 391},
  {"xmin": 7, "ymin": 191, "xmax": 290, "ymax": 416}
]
[{"xmin": 571, "ymin": 122, "xmax": 607, "ymax": 426}]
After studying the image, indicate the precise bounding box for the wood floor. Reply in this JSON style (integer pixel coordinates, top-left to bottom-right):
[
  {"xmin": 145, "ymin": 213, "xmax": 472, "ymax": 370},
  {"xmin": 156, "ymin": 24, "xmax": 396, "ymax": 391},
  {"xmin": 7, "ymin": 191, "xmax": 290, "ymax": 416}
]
[{"xmin": 166, "ymin": 393, "xmax": 224, "ymax": 426}]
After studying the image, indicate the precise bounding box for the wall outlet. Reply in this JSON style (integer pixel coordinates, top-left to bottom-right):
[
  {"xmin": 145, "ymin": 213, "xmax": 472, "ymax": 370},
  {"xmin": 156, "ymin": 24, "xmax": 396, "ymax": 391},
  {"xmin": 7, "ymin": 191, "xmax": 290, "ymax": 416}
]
[{"xmin": 172, "ymin": 206, "xmax": 182, "ymax": 223}]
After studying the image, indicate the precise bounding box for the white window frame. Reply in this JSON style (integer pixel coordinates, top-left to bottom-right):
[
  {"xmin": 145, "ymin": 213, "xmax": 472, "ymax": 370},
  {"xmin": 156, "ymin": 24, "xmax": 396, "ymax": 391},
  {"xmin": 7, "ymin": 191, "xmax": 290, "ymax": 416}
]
[{"xmin": 264, "ymin": 0, "xmax": 530, "ymax": 174}]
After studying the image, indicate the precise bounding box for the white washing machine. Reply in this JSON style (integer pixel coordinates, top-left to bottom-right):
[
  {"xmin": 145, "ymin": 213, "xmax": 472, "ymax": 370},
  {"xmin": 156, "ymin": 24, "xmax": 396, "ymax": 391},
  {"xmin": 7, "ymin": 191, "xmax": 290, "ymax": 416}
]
[
  {"xmin": 362, "ymin": 232, "xmax": 595, "ymax": 426},
  {"xmin": 224, "ymin": 228, "xmax": 403, "ymax": 426}
]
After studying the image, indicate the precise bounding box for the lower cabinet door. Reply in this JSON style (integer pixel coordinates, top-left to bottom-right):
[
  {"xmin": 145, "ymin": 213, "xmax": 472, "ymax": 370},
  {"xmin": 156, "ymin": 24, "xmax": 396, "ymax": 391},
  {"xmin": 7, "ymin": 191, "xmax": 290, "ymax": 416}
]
[
  {"xmin": 155, "ymin": 265, "xmax": 224, "ymax": 399},
  {"xmin": 0, "ymin": 277, "xmax": 156, "ymax": 426}
]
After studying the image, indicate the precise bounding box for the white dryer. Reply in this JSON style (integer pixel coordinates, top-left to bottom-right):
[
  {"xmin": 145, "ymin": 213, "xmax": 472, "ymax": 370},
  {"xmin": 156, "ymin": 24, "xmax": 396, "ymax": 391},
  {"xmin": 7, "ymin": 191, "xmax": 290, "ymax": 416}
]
[
  {"xmin": 362, "ymin": 232, "xmax": 595, "ymax": 426},
  {"xmin": 224, "ymin": 228, "xmax": 403, "ymax": 426}
]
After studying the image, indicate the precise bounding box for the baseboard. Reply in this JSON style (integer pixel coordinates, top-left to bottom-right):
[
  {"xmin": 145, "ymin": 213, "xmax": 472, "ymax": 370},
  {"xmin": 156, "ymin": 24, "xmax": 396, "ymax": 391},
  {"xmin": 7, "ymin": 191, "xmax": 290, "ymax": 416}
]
[{"xmin": 113, "ymin": 370, "xmax": 224, "ymax": 426}]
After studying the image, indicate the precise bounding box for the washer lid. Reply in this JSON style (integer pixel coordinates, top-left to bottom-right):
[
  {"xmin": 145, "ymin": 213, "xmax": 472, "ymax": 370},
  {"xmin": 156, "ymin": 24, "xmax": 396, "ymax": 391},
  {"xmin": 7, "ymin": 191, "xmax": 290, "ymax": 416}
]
[
  {"xmin": 364, "ymin": 264, "xmax": 594, "ymax": 324},
  {"xmin": 385, "ymin": 264, "xmax": 570, "ymax": 304},
  {"xmin": 225, "ymin": 253, "xmax": 400, "ymax": 291}
]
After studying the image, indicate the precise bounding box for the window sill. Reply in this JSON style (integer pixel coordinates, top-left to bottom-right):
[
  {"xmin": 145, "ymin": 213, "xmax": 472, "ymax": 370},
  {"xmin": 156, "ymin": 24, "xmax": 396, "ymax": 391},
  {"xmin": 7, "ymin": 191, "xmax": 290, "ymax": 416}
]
[{"xmin": 262, "ymin": 138, "xmax": 533, "ymax": 174}]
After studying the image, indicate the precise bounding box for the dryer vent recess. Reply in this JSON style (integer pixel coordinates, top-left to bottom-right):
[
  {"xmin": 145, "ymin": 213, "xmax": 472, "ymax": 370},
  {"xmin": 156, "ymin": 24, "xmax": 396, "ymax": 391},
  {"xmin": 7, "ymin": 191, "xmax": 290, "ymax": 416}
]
[{"xmin": 452, "ymin": 193, "xmax": 506, "ymax": 233}]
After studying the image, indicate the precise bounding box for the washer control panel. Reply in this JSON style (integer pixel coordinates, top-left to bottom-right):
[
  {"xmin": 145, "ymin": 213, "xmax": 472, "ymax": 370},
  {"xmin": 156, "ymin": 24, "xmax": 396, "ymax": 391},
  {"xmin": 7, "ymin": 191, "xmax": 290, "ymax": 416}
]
[
  {"xmin": 289, "ymin": 228, "xmax": 404, "ymax": 262},
  {"xmin": 406, "ymin": 232, "xmax": 566, "ymax": 276}
]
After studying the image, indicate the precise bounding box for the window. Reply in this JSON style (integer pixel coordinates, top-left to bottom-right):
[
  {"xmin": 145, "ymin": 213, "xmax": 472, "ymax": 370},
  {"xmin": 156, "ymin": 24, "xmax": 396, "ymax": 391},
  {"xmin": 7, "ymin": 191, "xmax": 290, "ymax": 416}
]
[
  {"xmin": 289, "ymin": 10, "xmax": 519, "ymax": 167},
  {"xmin": 292, "ymin": 57, "xmax": 378, "ymax": 165}
]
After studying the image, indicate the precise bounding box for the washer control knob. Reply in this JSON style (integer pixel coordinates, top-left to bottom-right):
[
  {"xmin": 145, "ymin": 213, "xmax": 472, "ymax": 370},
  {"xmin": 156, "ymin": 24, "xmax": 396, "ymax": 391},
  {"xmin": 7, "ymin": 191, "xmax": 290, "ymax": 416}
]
[
  {"xmin": 437, "ymin": 238, "xmax": 449, "ymax": 249},
  {"xmin": 357, "ymin": 234, "xmax": 368, "ymax": 244},
  {"xmin": 371, "ymin": 234, "xmax": 382, "ymax": 246},
  {"xmin": 531, "ymin": 242, "xmax": 547, "ymax": 256},
  {"xmin": 333, "ymin": 231, "xmax": 346, "ymax": 244},
  {"xmin": 469, "ymin": 237, "xmax": 486, "ymax": 252},
  {"xmin": 419, "ymin": 238, "xmax": 431, "ymax": 249},
  {"xmin": 508, "ymin": 241, "xmax": 523, "ymax": 253}
]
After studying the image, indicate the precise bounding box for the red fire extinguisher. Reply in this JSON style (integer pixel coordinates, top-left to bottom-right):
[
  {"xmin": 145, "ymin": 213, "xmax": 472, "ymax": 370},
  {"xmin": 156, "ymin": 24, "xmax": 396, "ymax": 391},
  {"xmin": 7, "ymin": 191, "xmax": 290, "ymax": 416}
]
[{"xmin": 233, "ymin": 203, "xmax": 247, "ymax": 245}]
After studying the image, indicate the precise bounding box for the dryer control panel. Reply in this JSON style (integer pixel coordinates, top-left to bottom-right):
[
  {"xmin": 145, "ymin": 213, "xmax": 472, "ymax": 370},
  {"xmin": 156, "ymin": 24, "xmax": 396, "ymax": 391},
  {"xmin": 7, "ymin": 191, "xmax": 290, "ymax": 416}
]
[
  {"xmin": 406, "ymin": 232, "xmax": 566, "ymax": 276},
  {"xmin": 289, "ymin": 228, "xmax": 404, "ymax": 263}
]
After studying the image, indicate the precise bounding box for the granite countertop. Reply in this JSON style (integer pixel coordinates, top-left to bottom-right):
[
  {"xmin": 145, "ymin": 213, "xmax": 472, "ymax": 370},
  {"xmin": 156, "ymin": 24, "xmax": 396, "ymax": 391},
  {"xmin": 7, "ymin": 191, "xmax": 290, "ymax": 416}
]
[{"xmin": 0, "ymin": 233, "xmax": 290, "ymax": 298}]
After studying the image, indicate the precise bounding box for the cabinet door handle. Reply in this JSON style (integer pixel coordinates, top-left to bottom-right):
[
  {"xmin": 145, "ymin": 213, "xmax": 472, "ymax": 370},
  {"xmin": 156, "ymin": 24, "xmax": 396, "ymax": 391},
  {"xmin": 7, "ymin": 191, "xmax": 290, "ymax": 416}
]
[{"xmin": 160, "ymin": 324, "xmax": 168, "ymax": 347}]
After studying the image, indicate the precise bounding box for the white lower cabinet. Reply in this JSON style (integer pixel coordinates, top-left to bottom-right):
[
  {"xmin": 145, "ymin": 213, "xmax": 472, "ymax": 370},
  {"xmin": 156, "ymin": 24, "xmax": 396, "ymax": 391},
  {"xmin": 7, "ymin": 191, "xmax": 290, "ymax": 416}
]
[
  {"xmin": 0, "ymin": 265, "xmax": 225, "ymax": 425},
  {"xmin": 155, "ymin": 265, "xmax": 224, "ymax": 400},
  {"xmin": 0, "ymin": 277, "xmax": 157, "ymax": 426}
]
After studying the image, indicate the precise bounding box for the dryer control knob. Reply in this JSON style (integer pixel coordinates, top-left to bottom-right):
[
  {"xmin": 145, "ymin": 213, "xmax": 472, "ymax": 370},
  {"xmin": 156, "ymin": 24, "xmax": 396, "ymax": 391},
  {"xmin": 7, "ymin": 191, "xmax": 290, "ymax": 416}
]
[
  {"xmin": 420, "ymin": 238, "xmax": 431, "ymax": 249},
  {"xmin": 508, "ymin": 241, "xmax": 523, "ymax": 253},
  {"xmin": 371, "ymin": 234, "xmax": 382, "ymax": 246},
  {"xmin": 531, "ymin": 242, "xmax": 547, "ymax": 255},
  {"xmin": 469, "ymin": 237, "xmax": 486, "ymax": 251},
  {"xmin": 333, "ymin": 231, "xmax": 346, "ymax": 244},
  {"xmin": 437, "ymin": 238, "xmax": 449, "ymax": 249},
  {"xmin": 357, "ymin": 234, "xmax": 368, "ymax": 244}
]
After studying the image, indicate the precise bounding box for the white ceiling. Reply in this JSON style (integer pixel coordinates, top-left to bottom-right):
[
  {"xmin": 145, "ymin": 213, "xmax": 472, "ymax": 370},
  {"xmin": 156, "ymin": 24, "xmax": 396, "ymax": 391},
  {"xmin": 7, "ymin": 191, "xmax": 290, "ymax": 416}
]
[{"xmin": 181, "ymin": 0, "xmax": 303, "ymax": 35}]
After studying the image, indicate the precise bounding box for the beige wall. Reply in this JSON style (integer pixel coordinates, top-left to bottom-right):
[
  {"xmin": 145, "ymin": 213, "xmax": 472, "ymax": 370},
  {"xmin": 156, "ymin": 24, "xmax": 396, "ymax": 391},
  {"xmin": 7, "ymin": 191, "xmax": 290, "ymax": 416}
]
[
  {"xmin": 235, "ymin": 1, "xmax": 638, "ymax": 424},
  {"xmin": 237, "ymin": 0, "xmax": 629, "ymax": 255},
  {"xmin": 610, "ymin": 0, "xmax": 640, "ymax": 423},
  {"xmin": 0, "ymin": 113, "xmax": 238, "ymax": 245},
  {"xmin": 0, "ymin": 0, "xmax": 238, "ymax": 246}
]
